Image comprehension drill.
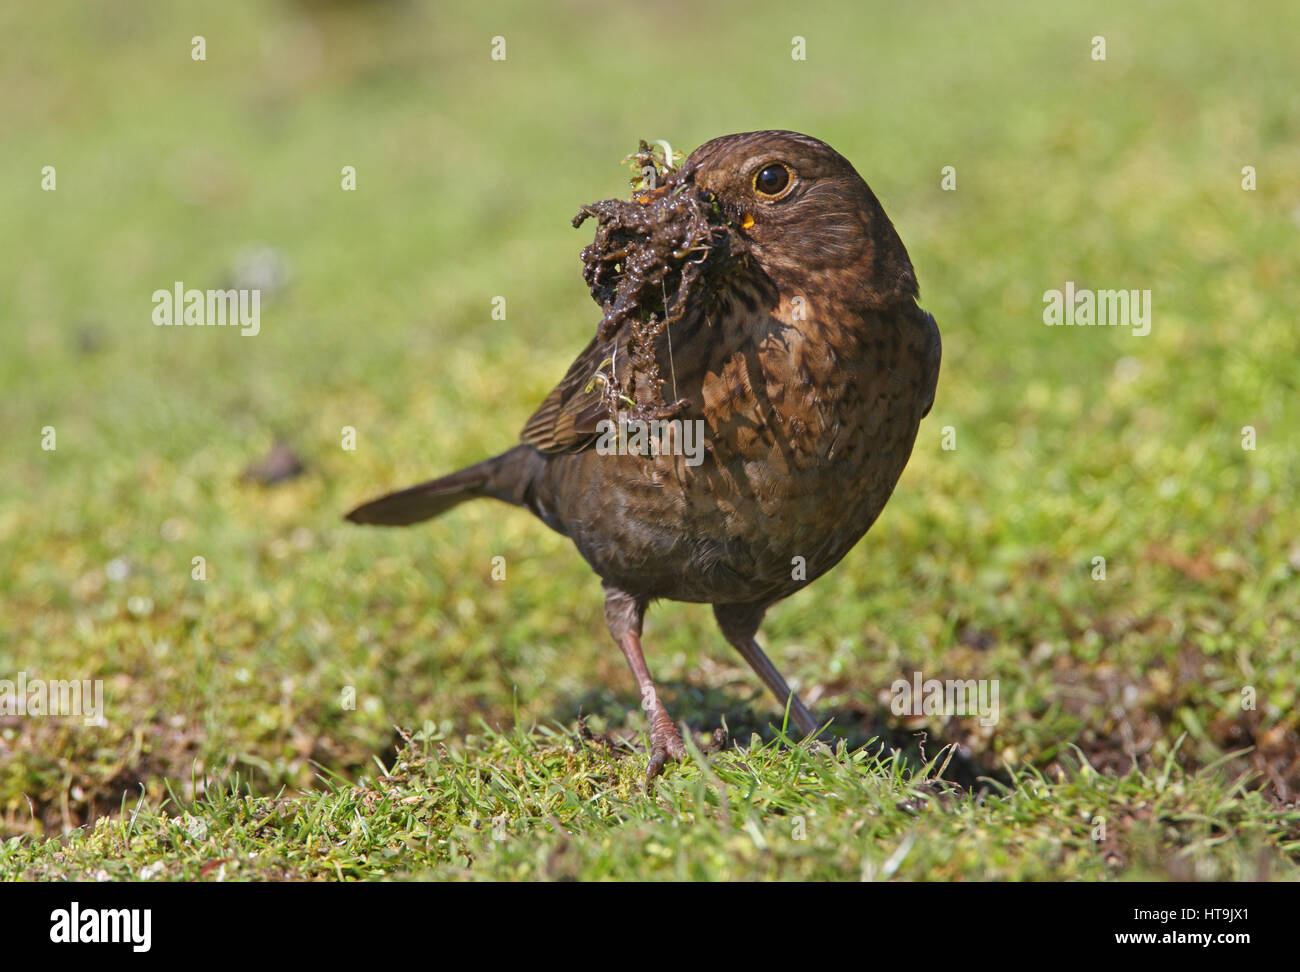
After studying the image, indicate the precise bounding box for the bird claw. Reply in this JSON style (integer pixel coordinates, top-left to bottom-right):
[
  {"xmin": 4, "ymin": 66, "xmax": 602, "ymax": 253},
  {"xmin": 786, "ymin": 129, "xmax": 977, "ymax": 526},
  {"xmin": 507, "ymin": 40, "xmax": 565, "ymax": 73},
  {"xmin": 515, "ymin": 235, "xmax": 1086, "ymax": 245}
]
[
  {"xmin": 645, "ymin": 722, "xmax": 686, "ymax": 784},
  {"xmin": 577, "ymin": 714, "xmax": 632, "ymax": 755},
  {"xmin": 644, "ymin": 723, "xmax": 729, "ymax": 784},
  {"xmin": 645, "ymin": 747, "xmax": 670, "ymax": 783},
  {"xmin": 701, "ymin": 725, "xmax": 729, "ymax": 755}
]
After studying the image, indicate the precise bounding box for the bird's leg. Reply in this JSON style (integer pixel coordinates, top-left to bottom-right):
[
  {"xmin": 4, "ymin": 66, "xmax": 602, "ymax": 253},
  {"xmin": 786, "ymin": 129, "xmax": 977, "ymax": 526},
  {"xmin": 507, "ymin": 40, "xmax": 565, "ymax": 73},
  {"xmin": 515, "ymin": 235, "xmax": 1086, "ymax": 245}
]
[
  {"xmin": 714, "ymin": 603, "xmax": 821, "ymax": 737},
  {"xmin": 604, "ymin": 585, "xmax": 685, "ymax": 780},
  {"xmin": 731, "ymin": 638, "xmax": 821, "ymax": 737}
]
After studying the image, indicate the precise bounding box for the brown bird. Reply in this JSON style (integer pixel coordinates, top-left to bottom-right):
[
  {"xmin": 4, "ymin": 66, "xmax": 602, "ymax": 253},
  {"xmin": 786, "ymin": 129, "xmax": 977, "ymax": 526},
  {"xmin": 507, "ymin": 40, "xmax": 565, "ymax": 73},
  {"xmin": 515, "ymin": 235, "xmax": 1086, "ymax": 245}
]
[{"xmin": 347, "ymin": 131, "xmax": 941, "ymax": 780}]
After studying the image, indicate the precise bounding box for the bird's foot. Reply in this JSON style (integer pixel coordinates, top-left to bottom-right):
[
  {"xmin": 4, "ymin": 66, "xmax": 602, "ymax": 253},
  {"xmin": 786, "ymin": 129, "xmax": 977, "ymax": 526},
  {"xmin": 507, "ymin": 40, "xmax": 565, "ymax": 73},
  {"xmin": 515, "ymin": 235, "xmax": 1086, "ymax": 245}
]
[
  {"xmin": 645, "ymin": 718, "xmax": 730, "ymax": 783},
  {"xmin": 577, "ymin": 714, "xmax": 634, "ymax": 755},
  {"xmin": 646, "ymin": 715, "xmax": 687, "ymax": 783}
]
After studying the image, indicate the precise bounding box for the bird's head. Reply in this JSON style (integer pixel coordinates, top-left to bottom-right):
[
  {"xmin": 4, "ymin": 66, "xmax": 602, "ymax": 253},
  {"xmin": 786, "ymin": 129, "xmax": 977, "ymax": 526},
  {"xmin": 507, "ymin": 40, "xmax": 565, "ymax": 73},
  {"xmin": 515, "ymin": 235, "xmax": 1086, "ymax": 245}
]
[{"xmin": 680, "ymin": 130, "xmax": 918, "ymax": 308}]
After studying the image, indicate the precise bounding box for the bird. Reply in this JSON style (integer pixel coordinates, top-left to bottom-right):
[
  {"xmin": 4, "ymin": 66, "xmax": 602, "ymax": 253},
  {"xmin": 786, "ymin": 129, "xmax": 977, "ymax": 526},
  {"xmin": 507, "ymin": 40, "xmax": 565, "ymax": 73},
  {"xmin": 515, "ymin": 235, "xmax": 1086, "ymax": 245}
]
[{"xmin": 347, "ymin": 130, "xmax": 941, "ymax": 781}]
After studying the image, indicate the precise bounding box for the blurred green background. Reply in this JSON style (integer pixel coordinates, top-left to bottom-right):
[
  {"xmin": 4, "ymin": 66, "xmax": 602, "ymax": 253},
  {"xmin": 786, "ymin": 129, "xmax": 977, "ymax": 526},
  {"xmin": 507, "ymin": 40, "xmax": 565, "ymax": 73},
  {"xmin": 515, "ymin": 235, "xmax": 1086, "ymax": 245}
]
[{"xmin": 1, "ymin": 0, "xmax": 1297, "ymax": 877}]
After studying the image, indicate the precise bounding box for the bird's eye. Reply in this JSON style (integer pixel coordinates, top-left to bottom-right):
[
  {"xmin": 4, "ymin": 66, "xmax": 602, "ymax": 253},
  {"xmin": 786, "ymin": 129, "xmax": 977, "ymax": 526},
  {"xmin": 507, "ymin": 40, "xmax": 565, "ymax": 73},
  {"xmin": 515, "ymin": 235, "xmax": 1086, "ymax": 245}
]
[{"xmin": 753, "ymin": 163, "xmax": 791, "ymax": 197}]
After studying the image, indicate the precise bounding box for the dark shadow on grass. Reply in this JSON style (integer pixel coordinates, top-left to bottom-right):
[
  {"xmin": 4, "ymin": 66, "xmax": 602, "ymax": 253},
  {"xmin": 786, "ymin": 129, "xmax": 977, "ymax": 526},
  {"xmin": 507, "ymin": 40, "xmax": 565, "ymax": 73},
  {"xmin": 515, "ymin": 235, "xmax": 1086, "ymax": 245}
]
[{"xmin": 550, "ymin": 680, "xmax": 1012, "ymax": 794}]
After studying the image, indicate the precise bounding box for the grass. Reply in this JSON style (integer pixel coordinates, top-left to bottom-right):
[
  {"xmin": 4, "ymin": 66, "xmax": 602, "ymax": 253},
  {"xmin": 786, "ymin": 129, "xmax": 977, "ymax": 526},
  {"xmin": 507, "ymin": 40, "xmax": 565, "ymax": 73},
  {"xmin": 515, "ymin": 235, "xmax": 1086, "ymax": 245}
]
[
  {"xmin": 7, "ymin": 726, "xmax": 1295, "ymax": 881},
  {"xmin": 1, "ymin": 0, "xmax": 1298, "ymax": 880}
]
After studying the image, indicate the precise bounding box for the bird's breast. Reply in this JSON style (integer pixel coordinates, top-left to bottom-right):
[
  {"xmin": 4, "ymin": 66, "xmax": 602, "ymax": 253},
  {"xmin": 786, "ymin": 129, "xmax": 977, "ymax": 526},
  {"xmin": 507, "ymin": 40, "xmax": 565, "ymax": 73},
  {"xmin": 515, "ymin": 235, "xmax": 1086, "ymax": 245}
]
[{"xmin": 547, "ymin": 290, "xmax": 935, "ymax": 604}]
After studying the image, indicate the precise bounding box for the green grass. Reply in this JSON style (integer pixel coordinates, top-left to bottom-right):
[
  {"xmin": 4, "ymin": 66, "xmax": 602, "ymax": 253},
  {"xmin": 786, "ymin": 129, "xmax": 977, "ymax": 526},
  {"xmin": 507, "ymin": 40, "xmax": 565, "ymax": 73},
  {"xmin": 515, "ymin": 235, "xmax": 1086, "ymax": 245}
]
[
  {"xmin": 6, "ymin": 726, "xmax": 1295, "ymax": 881},
  {"xmin": 1, "ymin": 0, "xmax": 1298, "ymax": 880}
]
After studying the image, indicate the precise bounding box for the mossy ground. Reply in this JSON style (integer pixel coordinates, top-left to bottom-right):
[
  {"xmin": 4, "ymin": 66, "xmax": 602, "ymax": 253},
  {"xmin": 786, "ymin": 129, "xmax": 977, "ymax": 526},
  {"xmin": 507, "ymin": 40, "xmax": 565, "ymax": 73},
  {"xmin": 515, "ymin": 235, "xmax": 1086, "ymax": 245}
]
[{"xmin": 1, "ymin": 0, "xmax": 1297, "ymax": 880}]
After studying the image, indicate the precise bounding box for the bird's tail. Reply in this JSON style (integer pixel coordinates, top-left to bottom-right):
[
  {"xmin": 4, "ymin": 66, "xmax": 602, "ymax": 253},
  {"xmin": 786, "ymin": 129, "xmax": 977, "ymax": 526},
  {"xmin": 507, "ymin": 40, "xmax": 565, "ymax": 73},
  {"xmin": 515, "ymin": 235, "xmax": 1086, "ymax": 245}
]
[{"xmin": 344, "ymin": 444, "xmax": 542, "ymax": 527}]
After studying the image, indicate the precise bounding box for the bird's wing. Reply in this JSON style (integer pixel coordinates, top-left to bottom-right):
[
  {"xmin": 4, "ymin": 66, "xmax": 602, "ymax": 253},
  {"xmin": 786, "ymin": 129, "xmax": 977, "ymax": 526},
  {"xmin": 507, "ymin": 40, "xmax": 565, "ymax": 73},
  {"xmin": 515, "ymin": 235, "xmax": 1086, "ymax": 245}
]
[
  {"xmin": 519, "ymin": 332, "xmax": 617, "ymax": 453},
  {"xmin": 917, "ymin": 308, "xmax": 942, "ymax": 419}
]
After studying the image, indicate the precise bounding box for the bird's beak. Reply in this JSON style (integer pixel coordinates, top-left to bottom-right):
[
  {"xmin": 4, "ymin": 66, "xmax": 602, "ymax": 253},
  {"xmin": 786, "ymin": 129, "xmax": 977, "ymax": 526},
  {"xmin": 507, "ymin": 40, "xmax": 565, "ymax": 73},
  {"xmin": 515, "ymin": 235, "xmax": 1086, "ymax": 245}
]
[{"xmin": 635, "ymin": 184, "xmax": 670, "ymax": 205}]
